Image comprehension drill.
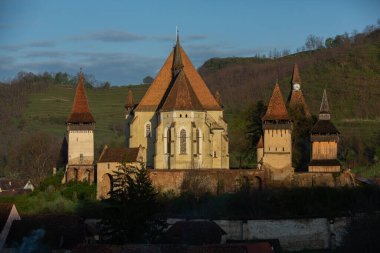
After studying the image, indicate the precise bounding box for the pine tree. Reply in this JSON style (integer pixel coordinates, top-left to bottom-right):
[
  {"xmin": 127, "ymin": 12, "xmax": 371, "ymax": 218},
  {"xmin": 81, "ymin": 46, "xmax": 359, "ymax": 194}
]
[{"xmin": 100, "ymin": 163, "xmax": 166, "ymax": 244}]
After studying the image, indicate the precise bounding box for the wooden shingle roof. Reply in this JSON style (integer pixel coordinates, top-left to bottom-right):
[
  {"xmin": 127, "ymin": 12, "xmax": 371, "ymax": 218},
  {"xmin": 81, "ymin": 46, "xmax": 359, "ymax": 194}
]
[
  {"xmin": 67, "ymin": 73, "xmax": 95, "ymax": 124},
  {"xmin": 262, "ymin": 83, "xmax": 289, "ymax": 121},
  {"xmin": 135, "ymin": 45, "xmax": 221, "ymax": 112}
]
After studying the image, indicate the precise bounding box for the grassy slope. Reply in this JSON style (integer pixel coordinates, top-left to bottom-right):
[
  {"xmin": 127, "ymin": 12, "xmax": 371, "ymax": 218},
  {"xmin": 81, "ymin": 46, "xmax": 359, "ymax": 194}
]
[
  {"xmin": 21, "ymin": 84, "xmax": 149, "ymax": 150},
  {"xmin": 19, "ymin": 31, "xmax": 380, "ymax": 176}
]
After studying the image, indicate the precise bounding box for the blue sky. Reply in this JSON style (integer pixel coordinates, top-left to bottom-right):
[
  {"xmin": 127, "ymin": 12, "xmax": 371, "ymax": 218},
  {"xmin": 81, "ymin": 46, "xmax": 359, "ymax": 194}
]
[{"xmin": 0, "ymin": 0, "xmax": 379, "ymax": 85}]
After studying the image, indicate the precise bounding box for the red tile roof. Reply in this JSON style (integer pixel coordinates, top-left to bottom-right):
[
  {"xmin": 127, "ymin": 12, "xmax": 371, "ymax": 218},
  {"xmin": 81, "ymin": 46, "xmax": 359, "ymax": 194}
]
[
  {"xmin": 288, "ymin": 90, "xmax": 311, "ymax": 117},
  {"xmin": 135, "ymin": 46, "xmax": 221, "ymax": 112},
  {"xmin": 262, "ymin": 83, "xmax": 289, "ymax": 121},
  {"xmin": 160, "ymin": 70, "xmax": 204, "ymax": 111},
  {"xmin": 67, "ymin": 73, "xmax": 95, "ymax": 124},
  {"xmin": 98, "ymin": 146, "xmax": 140, "ymax": 163},
  {"xmin": 291, "ymin": 63, "xmax": 301, "ymax": 85}
]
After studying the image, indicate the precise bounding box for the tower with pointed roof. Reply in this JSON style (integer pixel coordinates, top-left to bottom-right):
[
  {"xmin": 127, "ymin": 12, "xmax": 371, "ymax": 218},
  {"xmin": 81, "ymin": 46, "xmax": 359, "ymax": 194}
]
[
  {"xmin": 126, "ymin": 34, "xmax": 229, "ymax": 169},
  {"xmin": 64, "ymin": 72, "xmax": 96, "ymax": 183},
  {"xmin": 287, "ymin": 64, "xmax": 311, "ymax": 117},
  {"xmin": 309, "ymin": 90, "xmax": 341, "ymax": 172},
  {"xmin": 261, "ymin": 82, "xmax": 293, "ymax": 171}
]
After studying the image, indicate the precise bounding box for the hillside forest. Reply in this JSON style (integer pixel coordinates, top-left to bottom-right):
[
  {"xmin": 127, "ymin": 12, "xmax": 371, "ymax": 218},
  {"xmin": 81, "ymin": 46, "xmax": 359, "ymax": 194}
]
[{"xmin": 0, "ymin": 24, "xmax": 380, "ymax": 183}]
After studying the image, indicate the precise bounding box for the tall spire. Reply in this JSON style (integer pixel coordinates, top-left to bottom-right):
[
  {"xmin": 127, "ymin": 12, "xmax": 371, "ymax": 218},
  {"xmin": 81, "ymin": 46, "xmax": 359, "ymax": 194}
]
[
  {"xmin": 172, "ymin": 28, "xmax": 184, "ymax": 76},
  {"xmin": 125, "ymin": 89, "xmax": 134, "ymax": 109},
  {"xmin": 67, "ymin": 71, "xmax": 95, "ymax": 124},
  {"xmin": 291, "ymin": 63, "xmax": 302, "ymax": 86},
  {"xmin": 291, "ymin": 63, "xmax": 302, "ymax": 93},
  {"xmin": 262, "ymin": 82, "xmax": 289, "ymax": 121},
  {"xmin": 319, "ymin": 89, "xmax": 330, "ymax": 120}
]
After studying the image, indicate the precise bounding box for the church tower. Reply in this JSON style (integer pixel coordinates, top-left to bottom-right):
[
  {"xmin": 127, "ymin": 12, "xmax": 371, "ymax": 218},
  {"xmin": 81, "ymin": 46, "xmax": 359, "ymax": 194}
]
[
  {"xmin": 127, "ymin": 33, "xmax": 229, "ymax": 169},
  {"xmin": 261, "ymin": 82, "xmax": 293, "ymax": 170},
  {"xmin": 309, "ymin": 90, "xmax": 341, "ymax": 172},
  {"xmin": 287, "ymin": 63, "xmax": 311, "ymax": 117},
  {"xmin": 64, "ymin": 72, "xmax": 95, "ymax": 183}
]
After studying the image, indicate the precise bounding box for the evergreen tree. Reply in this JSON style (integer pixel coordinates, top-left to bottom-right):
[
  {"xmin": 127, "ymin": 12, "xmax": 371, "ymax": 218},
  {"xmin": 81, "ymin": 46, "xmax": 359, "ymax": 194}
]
[
  {"xmin": 289, "ymin": 104, "xmax": 315, "ymax": 171},
  {"xmin": 100, "ymin": 163, "xmax": 166, "ymax": 244}
]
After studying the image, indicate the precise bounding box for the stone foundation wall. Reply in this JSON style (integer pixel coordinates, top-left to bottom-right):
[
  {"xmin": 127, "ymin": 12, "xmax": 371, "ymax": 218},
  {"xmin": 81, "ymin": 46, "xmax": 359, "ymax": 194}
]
[
  {"xmin": 149, "ymin": 168, "xmax": 355, "ymax": 194},
  {"xmin": 66, "ymin": 165, "xmax": 95, "ymax": 184},
  {"xmin": 149, "ymin": 169, "xmax": 267, "ymax": 194}
]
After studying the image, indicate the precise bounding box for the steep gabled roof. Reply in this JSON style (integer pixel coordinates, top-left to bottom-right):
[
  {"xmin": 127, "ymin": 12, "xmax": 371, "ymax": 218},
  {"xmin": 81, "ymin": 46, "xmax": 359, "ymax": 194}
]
[
  {"xmin": 291, "ymin": 63, "xmax": 302, "ymax": 85},
  {"xmin": 311, "ymin": 90, "xmax": 339, "ymax": 135},
  {"xmin": 67, "ymin": 73, "xmax": 95, "ymax": 124},
  {"xmin": 288, "ymin": 90, "xmax": 311, "ymax": 117},
  {"xmin": 262, "ymin": 83, "xmax": 289, "ymax": 121},
  {"xmin": 320, "ymin": 89, "xmax": 329, "ymax": 113},
  {"xmin": 288, "ymin": 63, "xmax": 311, "ymax": 117},
  {"xmin": 135, "ymin": 45, "xmax": 221, "ymax": 112},
  {"xmin": 160, "ymin": 70, "xmax": 203, "ymax": 111},
  {"xmin": 98, "ymin": 146, "xmax": 140, "ymax": 163}
]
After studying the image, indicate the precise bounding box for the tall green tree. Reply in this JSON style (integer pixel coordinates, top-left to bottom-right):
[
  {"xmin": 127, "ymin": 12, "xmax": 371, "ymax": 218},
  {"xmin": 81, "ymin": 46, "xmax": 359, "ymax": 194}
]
[{"xmin": 100, "ymin": 164, "xmax": 166, "ymax": 244}]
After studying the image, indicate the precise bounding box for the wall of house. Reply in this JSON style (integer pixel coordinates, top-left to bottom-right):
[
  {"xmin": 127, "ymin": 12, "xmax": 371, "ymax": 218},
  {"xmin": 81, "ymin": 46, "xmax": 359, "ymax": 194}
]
[
  {"xmin": 262, "ymin": 128, "xmax": 292, "ymax": 169},
  {"xmin": 166, "ymin": 217, "xmax": 349, "ymax": 251},
  {"xmin": 65, "ymin": 165, "xmax": 94, "ymax": 183},
  {"xmin": 68, "ymin": 130, "xmax": 94, "ymax": 165},
  {"xmin": 96, "ymin": 161, "xmax": 142, "ymax": 199},
  {"xmin": 312, "ymin": 141, "xmax": 338, "ymax": 160}
]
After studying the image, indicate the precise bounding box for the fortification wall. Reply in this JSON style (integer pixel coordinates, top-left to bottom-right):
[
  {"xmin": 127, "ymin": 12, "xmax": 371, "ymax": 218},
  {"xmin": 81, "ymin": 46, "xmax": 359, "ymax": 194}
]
[{"xmin": 149, "ymin": 168, "xmax": 355, "ymax": 194}]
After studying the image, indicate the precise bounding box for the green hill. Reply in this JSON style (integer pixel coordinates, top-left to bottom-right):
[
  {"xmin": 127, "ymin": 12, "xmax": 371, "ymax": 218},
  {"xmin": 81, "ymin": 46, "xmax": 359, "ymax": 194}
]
[
  {"xmin": 2, "ymin": 29, "xmax": 380, "ymax": 178},
  {"xmin": 19, "ymin": 84, "xmax": 149, "ymax": 151}
]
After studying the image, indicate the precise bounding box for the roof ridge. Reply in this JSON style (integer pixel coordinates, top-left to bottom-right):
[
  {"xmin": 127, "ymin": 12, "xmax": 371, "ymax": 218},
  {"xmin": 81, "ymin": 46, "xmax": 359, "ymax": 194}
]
[
  {"xmin": 135, "ymin": 46, "xmax": 221, "ymax": 111},
  {"xmin": 160, "ymin": 69, "xmax": 204, "ymax": 111}
]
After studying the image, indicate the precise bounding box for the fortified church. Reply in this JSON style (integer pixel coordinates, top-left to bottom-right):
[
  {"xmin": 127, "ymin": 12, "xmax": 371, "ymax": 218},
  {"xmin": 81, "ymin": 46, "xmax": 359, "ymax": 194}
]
[{"xmin": 61, "ymin": 35, "xmax": 355, "ymax": 198}]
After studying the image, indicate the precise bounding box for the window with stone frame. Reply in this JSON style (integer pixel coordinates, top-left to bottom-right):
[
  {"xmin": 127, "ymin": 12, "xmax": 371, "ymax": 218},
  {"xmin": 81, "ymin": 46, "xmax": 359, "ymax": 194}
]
[
  {"xmin": 180, "ymin": 129, "xmax": 186, "ymax": 154},
  {"xmin": 145, "ymin": 123, "xmax": 151, "ymax": 138}
]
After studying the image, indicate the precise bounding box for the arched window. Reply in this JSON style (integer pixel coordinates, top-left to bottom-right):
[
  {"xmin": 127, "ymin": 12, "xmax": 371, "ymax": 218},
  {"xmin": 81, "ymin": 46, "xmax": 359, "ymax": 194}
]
[
  {"xmin": 145, "ymin": 122, "xmax": 151, "ymax": 138},
  {"xmin": 180, "ymin": 129, "xmax": 186, "ymax": 154}
]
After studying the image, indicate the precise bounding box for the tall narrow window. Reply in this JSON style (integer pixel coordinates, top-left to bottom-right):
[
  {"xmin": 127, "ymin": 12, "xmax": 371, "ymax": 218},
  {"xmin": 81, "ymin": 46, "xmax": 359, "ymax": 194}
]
[
  {"xmin": 145, "ymin": 123, "xmax": 151, "ymax": 138},
  {"xmin": 196, "ymin": 129, "xmax": 201, "ymax": 154},
  {"xmin": 180, "ymin": 129, "xmax": 186, "ymax": 154},
  {"xmin": 79, "ymin": 154, "xmax": 83, "ymax": 164},
  {"xmin": 167, "ymin": 128, "xmax": 171, "ymax": 154}
]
